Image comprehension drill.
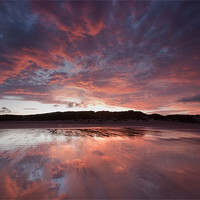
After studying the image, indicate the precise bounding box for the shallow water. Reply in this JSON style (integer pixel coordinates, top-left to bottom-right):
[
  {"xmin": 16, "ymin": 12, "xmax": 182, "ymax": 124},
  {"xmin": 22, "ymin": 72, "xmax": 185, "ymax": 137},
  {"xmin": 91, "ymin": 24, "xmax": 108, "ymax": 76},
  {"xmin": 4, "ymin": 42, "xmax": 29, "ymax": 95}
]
[{"xmin": 0, "ymin": 127, "xmax": 199, "ymax": 199}]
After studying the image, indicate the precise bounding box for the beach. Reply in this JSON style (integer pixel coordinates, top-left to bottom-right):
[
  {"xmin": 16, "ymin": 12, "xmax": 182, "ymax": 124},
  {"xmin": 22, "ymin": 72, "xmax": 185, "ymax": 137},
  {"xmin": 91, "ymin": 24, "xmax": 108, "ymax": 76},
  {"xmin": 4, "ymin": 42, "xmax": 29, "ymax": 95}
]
[
  {"xmin": 0, "ymin": 125, "xmax": 200, "ymax": 199},
  {"xmin": 1, "ymin": 120, "xmax": 200, "ymax": 131}
]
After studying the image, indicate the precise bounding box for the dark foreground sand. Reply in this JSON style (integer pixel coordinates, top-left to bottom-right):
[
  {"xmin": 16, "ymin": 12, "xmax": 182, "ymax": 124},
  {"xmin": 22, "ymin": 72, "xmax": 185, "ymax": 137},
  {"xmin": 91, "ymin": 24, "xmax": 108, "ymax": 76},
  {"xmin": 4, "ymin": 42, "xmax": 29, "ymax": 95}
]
[
  {"xmin": 0, "ymin": 124, "xmax": 199, "ymax": 199},
  {"xmin": 0, "ymin": 120, "xmax": 200, "ymax": 132}
]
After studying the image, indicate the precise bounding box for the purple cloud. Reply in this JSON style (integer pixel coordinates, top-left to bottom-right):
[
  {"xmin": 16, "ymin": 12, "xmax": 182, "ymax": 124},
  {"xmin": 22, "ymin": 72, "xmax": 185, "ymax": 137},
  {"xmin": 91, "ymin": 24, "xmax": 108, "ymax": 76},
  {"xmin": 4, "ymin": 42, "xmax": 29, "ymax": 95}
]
[{"xmin": 0, "ymin": 1, "xmax": 200, "ymax": 114}]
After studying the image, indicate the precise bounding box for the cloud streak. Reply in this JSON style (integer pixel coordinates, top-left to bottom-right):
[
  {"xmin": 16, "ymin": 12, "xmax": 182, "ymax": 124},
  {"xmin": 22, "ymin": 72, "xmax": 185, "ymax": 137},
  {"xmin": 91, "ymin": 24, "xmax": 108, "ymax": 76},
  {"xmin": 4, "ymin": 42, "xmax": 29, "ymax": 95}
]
[{"xmin": 178, "ymin": 94, "xmax": 200, "ymax": 103}]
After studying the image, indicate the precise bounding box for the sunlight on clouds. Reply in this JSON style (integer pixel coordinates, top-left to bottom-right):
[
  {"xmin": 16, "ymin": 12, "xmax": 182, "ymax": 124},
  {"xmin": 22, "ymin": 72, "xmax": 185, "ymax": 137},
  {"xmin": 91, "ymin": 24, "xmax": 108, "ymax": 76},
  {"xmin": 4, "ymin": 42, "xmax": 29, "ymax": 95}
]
[
  {"xmin": 0, "ymin": 1, "xmax": 200, "ymax": 114},
  {"xmin": 52, "ymin": 86, "xmax": 88, "ymax": 103},
  {"xmin": 3, "ymin": 96, "xmax": 23, "ymax": 100}
]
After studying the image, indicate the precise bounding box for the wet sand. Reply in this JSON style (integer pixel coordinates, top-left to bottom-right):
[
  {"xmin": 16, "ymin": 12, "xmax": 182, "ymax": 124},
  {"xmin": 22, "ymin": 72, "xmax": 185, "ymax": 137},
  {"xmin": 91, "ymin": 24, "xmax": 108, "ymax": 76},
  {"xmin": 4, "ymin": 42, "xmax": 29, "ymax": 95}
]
[
  {"xmin": 0, "ymin": 120, "xmax": 200, "ymax": 132},
  {"xmin": 0, "ymin": 127, "xmax": 200, "ymax": 199}
]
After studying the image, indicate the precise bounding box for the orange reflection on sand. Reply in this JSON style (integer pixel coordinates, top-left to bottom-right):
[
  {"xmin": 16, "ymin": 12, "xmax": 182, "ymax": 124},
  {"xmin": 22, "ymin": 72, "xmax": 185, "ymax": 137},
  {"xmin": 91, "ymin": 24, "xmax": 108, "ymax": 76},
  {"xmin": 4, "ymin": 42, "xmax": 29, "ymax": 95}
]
[{"xmin": 0, "ymin": 127, "xmax": 200, "ymax": 199}]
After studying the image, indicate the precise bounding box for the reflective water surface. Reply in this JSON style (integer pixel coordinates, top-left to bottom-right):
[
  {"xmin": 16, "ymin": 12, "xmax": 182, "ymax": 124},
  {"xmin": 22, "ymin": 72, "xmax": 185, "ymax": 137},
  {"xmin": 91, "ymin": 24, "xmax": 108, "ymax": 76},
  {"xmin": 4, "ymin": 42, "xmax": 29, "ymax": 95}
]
[{"xmin": 0, "ymin": 127, "xmax": 200, "ymax": 199}]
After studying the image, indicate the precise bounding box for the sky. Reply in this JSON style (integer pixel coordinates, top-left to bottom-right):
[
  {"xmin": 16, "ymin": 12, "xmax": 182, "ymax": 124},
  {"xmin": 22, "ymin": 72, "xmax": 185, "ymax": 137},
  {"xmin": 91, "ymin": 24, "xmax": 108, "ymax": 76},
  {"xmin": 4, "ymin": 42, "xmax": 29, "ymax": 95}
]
[{"xmin": 0, "ymin": 0, "xmax": 200, "ymax": 115}]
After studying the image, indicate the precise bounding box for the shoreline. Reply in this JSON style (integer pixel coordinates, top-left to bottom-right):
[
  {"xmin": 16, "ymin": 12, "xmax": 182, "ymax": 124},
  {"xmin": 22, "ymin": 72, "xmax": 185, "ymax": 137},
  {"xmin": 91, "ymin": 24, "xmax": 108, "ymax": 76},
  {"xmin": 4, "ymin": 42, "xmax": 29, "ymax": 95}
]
[{"xmin": 1, "ymin": 120, "xmax": 200, "ymax": 131}]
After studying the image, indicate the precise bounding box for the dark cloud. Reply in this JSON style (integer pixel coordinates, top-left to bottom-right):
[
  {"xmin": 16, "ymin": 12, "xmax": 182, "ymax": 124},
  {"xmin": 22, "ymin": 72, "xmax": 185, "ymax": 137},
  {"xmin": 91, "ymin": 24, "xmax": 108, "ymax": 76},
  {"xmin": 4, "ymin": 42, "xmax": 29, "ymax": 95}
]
[
  {"xmin": 53, "ymin": 104, "xmax": 60, "ymax": 107},
  {"xmin": 0, "ymin": 1, "xmax": 45, "ymax": 51},
  {"xmin": 178, "ymin": 95, "xmax": 200, "ymax": 103},
  {"xmin": 0, "ymin": 107, "xmax": 11, "ymax": 113},
  {"xmin": 66, "ymin": 101, "xmax": 87, "ymax": 108}
]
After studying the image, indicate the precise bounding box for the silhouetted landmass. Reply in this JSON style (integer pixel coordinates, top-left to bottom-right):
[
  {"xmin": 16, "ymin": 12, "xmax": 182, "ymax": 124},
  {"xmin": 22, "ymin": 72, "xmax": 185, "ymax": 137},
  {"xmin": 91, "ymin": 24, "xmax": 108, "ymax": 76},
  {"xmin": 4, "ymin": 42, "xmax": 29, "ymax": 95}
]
[{"xmin": 0, "ymin": 110, "xmax": 199, "ymax": 124}]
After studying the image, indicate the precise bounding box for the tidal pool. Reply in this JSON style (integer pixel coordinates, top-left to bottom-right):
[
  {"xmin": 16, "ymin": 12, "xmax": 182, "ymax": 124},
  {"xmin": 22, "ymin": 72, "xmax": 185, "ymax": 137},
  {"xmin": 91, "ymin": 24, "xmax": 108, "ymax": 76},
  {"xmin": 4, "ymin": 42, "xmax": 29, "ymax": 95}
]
[{"xmin": 0, "ymin": 127, "xmax": 199, "ymax": 199}]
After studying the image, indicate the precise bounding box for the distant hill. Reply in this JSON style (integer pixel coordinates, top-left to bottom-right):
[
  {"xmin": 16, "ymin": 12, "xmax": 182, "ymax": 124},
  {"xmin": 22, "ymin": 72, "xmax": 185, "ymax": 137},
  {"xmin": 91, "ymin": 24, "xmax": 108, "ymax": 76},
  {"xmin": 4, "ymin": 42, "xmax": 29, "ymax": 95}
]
[{"xmin": 0, "ymin": 110, "xmax": 199, "ymax": 124}]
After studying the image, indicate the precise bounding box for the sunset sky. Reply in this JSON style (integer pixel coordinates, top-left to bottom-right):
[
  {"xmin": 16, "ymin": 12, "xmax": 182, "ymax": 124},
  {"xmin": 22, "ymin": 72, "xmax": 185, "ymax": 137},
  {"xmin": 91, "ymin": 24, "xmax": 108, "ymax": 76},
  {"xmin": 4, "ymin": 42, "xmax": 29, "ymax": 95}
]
[{"xmin": 0, "ymin": 0, "xmax": 200, "ymax": 115}]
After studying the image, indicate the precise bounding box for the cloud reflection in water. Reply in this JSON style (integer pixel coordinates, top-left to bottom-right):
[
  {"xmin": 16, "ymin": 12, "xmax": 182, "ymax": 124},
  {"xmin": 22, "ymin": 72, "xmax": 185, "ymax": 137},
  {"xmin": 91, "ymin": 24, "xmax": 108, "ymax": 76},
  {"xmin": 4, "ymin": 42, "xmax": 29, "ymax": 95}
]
[{"xmin": 0, "ymin": 127, "xmax": 199, "ymax": 199}]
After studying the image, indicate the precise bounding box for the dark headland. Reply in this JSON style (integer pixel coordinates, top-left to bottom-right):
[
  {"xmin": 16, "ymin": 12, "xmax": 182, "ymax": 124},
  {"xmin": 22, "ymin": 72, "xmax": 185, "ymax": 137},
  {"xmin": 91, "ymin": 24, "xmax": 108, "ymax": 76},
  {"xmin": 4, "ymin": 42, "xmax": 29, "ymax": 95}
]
[
  {"xmin": 1, "ymin": 110, "xmax": 200, "ymax": 123},
  {"xmin": 0, "ymin": 110, "xmax": 200, "ymax": 129}
]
